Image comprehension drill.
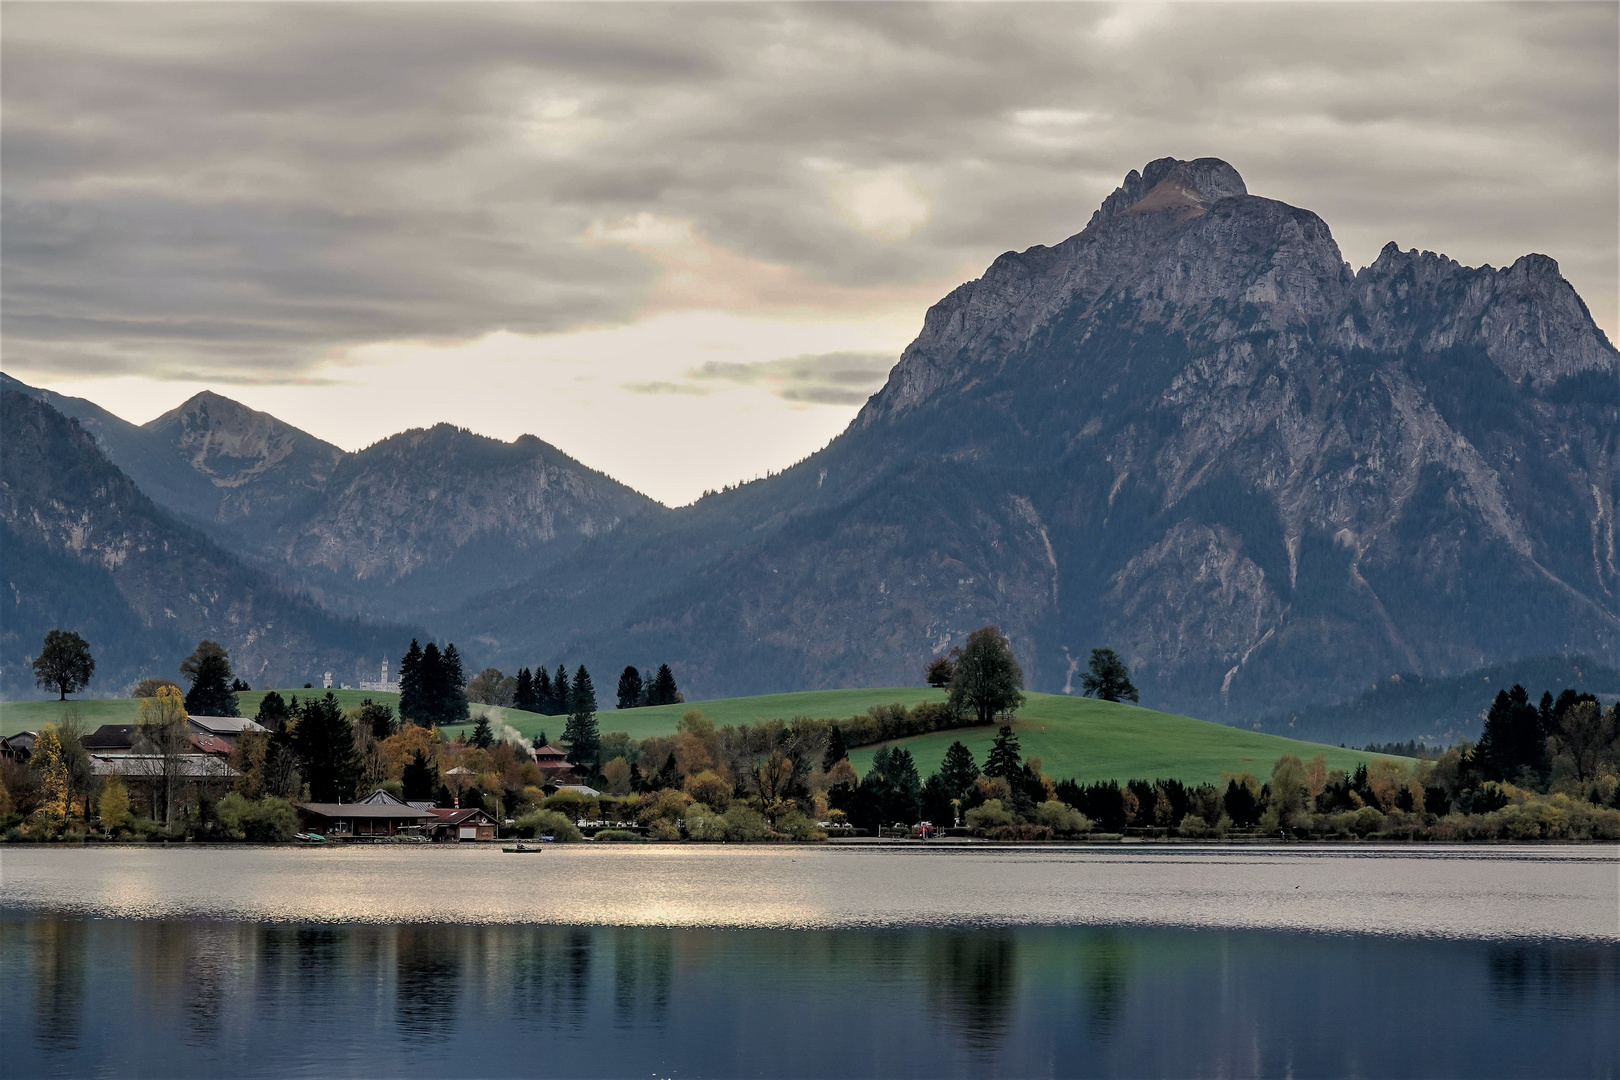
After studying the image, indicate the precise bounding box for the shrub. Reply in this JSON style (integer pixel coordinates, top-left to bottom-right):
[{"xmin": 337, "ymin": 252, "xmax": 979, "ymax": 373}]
[
  {"xmin": 1034, "ymin": 800, "xmax": 1091, "ymax": 836},
  {"xmin": 594, "ymin": 829, "xmax": 642, "ymax": 842},
  {"xmin": 646, "ymin": 820, "xmax": 681, "ymax": 841},
  {"xmin": 987, "ymin": 823, "xmax": 1054, "ymax": 841},
  {"xmin": 722, "ymin": 804, "xmax": 768, "ymax": 841},
  {"xmin": 515, "ymin": 809, "xmax": 582, "ymax": 842},
  {"xmin": 770, "ymin": 810, "xmax": 825, "ymax": 842},
  {"xmin": 215, "ymin": 793, "xmax": 297, "ymax": 842},
  {"xmin": 965, "ymin": 799, "xmax": 1015, "ymax": 834},
  {"xmin": 1348, "ymin": 806, "xmax": 1386, "ymax": 837},
  {"xmin": 683, "ymin": 806, "xmax": 729, "ymax": 841},
  {"xmin": 684, "ymin": 770, "xmax": 731, "ymax": 811}
]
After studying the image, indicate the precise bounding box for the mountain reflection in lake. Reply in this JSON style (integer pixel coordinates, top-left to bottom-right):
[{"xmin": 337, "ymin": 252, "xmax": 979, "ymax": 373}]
[{"xmin": 6, "ymin": 916, "xmax": 1616, "ymax": 1079}]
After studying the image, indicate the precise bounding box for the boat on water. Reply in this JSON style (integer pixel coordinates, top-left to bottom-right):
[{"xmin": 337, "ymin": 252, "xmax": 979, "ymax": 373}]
[
  {"xmin": 502, "ymin": 842, "xmax": 545, "ymax": 853},
  {"xmin": 294, "ymin": 833, "xmax": 327, "ymax": 844}
]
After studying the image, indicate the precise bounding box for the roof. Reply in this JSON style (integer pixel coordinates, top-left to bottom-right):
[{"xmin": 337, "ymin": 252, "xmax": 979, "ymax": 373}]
[
  {"xmin": 189, "ymin": 732, "xmax": 233, "ymax": 755},
  {"xmin": 90, "ymin": 754, "xmax": 238, "ymax": 778},
  {"xmin": 187, "ymin": 715, "xmax": 268, "ymax": 736},
  {"xmin": 83, "ymin": 724, "xmax": 138, "ymax": 750},
  {"xmin": 444, "ymin": 766, "xmax": 474, "ymax": 776},
  {"xmin": 407, "ymin": 800, "xmax": 437, "ymax": 811},
  {"xmin": 428, "ymin": 807, "xmax": 495, "ymax": 825},
  {"xmin": 297, "ymin": 802, "xmax": 435, "ymax": 820},
  {"xmin": 533, "ymin": 744, "xmax": 569, "ymax": 758},
  {"xmin": 552, "ymin": 784, "xmax": 600, "ymax": 797},
  {"xmin": 359, "ymin": 789, "xmax": 411, "ymax": 805}
]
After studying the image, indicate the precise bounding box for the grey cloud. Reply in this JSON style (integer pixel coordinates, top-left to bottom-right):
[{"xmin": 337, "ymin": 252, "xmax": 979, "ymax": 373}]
[
  {"xmin": 2, "ymin": 2, "xmax": 1613, "ymax": 383},
  {"xmin": 687, "ymin": 351, "xmax": 895, "ymax": 405},
  {"xmin": 622, "ymin": 381, "xmax": 711, "ymax": 397}
]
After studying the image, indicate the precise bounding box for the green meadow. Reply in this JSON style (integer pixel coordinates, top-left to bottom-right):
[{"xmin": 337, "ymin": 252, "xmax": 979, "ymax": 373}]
[{"xmin": 4, "ymin": 685, "xmax": 1407, "ymax": 784}]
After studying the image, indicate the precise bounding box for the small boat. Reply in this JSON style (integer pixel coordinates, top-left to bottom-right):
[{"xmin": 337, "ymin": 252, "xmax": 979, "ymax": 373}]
[
  {"xmin": 294, "ymin": 832, "xmax": 327, "ymax": 844},
  {"xmin": 502, "ymin": 842, "xmax": 544, "ymax": 853}
]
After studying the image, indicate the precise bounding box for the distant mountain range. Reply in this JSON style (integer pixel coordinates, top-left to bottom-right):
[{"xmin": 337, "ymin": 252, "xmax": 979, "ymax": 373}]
[{"xmin": 3, "ymin": 155, "xmax": 1614, "ymax": 733}]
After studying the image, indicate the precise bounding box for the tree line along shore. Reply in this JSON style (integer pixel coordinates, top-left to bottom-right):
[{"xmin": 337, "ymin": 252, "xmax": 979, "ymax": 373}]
[{"xmin": 5, "ymin": 627, "xmax": 1618, "ymax": 843}]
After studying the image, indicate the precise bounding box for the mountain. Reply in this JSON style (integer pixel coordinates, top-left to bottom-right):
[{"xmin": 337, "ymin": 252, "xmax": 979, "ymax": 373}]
[
  {"xmin": 0, "ymin": 374, "xmax": 663, "ymax": 622},
  {"xmin": 456, "ymin": 156, "xmax": 1617, "ymax": 718},
  {"xmin": 260, "ymin": 424, "xmax": 664, "ymax": 618},
  {"xmin": 0, "ymin": 391, "xmax": 410, "ymax": 695}
]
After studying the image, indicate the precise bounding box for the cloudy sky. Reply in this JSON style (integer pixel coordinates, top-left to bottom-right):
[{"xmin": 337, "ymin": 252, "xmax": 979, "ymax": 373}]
[{"xmin": 4, "ymin": 2, "xmax": 1615, "ymax": 505}]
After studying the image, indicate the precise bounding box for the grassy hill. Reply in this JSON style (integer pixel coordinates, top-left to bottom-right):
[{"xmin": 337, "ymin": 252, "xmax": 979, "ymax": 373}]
[
  {"xmin": 847, "ymin": 692, "xmax": 1409, "ymax": 785},
  {"xmin": 5, "ymin": 685, "xmax": 1410, "ymax": 785},
  {"xmin": 0, "ymin": 688, "xmax": 401, "ymax": 734}
]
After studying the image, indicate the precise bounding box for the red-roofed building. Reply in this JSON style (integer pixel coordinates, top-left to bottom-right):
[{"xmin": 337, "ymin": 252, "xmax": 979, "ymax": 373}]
[{"xmin": 427, "ymin": 807, "xmax": 497, "ymax": 842}]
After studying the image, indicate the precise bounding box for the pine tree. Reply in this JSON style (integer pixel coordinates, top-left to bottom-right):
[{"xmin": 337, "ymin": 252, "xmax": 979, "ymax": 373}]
[
  {"xmin": 534, "ymin": 666, "xmax": 554, "ymax": 715},
  {"xmin": 651, "ymin": 663, "xmax": 679, "ymax": 706},
  {"xmin": 402, "ymin": 749, "xmax": 438, "ymax": 802},
  {"xmin": 939, "ymin": 740, "xmax": 980, "ymax": 797},
  {"xmin": 254, "ymin": 690, "xmax": 292, "ymax": 732},
  {"xmin": 514, "ymin": 667, "xmax": 536, "ymax": 713},
  {"xmin": 358, "ymin": 699, "xmax": 396, "ymax": 740},
  {"xmin": 180, "ymin": 639, "xmax": 240, "ymax": 717},
  {"xmin": 419, "ymin": 642, "xmax": 445, "ymax": 725},
  {"xmin": 654, "ymin": 752, "xmax": 680, "ymax": 791},
  {"xmin": 983, "ymin": 725, "xmax": 1022, "ymax": 780},
  {"xmin": 616, "ymin": 665, "xmax": 643, "ymax": 710},
  {"xmin": 553, "ymin": 664, "xmax": 570, "ymax": 716},
  {"xmin": 822, "ymin": 725, "xmax": 849, "ymax": 770},
  {"xmin": 398, "ymin": 640, "xmax": 425, "ymax": 724},
  {"xmin": 562, "ymin": 665, "xmax": 600, "ymax": 768},
  {"xmin": 1476, "ymin": 685, "xmax": 1546, "ymax": 785},
  {"xmin": 470, "ymin": 714, "xmax": 494, "ymax": 750},
  {"xmin": 441, "ymin": 644, "xmax": 470, "ymax": 725},
  {"xmin": 291, "ymin": 692, "xmax": 360, "ymax": 802}
]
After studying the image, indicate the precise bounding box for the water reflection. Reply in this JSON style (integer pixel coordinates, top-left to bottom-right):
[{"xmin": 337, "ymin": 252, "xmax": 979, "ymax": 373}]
[{"xmin": 7, "ymin": 916, "xmax": 1618, "ymax": 1079}]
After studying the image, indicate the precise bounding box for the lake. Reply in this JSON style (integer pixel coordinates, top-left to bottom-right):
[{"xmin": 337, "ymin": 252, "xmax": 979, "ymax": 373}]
[{"xmin": 3, "ymin": 844, "xmax": 1617, "ymax": 1077}]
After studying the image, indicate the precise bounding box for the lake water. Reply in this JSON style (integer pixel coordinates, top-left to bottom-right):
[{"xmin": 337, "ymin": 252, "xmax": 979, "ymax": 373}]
[{"xmin": 3, "ymin": 845, "xmax": 1617, "ymax": 1077}]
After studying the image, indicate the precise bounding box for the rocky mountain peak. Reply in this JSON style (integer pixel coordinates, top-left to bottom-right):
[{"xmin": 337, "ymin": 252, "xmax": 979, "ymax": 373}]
[
  {"xmin": 145, "ymin": 390, "xmax": 343, "ymax": 491},
  {"xmin": 1087, "ymin": 156, "xmax": 1248, "ymax": 227}
]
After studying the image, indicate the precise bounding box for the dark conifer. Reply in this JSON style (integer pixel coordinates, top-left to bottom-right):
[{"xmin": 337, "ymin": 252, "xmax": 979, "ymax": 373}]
[
  {"xmin": 291, "ymin": 692, "xmax": 360, "ymax": 802},
  {"xmin": 822, "ymin": 725, "xmax": 849, "ymax": 770},
  {"xmin": 419, "ymin": 642, "xmax": 445, "ymax": 725},
  {"xmin": 651, "ymin": 663, "xmax": 680, "ymax": 706},
  {"xmin": 442, "ymin": 644, "xmax": 470, "ymax": 725},
  {"xmin": 616, "ymin": 665, "xmax": 644, "ymax": 710},
  {"xmin": 402, "ymin": 750, "xmax": 438, "ymax": 802},
  {"xmin": 562, "ymin": 665, "xmax": 600, "ymax": 768},
  {"xmin": 398, "ymin": 640, "xmax": 425, "ymax": 724},
  {"xmin": 939, "ymin": 740, "xmax": 979, "ymax": 797},
  {"xmin": 514, "ymin": 667, "xmax": 536, "ymax": 713},
  {"xmin": 535, "ymin": 666, "xmax": 553, "ymax": 715},
  {"xmin": 181, "ymin": 639, "xmax": 240, "ymax": 717},
  {"xmin": 470, "ymin": 715, "xmax": 494, "ymax": 750},
  {"xmin": 254, "ymin": 690, "xmax": 292, "ymax": 732},
  {"xmin": 654, "ymin": 752, "xmax": 680, "ymax": 791},
  {"xmin": 553, "ymin": 664, "xmax": 570, "ymax": 716},
  {"xmin": 983, "ymin": 725, "xmax": 1022, "ymax": 780}
]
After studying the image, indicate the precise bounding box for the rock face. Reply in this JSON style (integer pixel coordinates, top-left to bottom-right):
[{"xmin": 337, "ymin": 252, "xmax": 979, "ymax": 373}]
[
  {"xmin": 0, "ymin": 391, "xmax": 407, "ymax": 694},
  {"xmin": 142, "ymin": 391, "xmax": 345, "ymax": 536},
  {"xmin": 463, "ymin": 157, "xmax": 1617, "ymax": 716},
  {"xmin": 265, "ymin": 424, "xmax": 662, "ymax": 618}
]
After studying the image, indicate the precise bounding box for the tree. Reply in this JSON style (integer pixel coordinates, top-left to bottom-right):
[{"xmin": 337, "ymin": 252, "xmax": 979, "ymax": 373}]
[
  {"xmin": 98, "ymin": 774, "xmax": 131, "ymax": 831},
  {"xmin": 255, "ymin": 690, "xmax": 292, "ymax": 731},
  {"xmin": 132, "ymin": 677, "xmax": 181, "ymax": 698},
  {"xmin": 924, "ymin": 655, "xmax": 956, "ymax": 688},
  {"xmin": 939, "ymin": 740, "xmax": 980, "ymax": 797},
  {"xmin": 402, "ymin": 750, "xmax": 438, "ymax": 802},
  {"xmin": 440, "ymin": 644, "xmax": 470, "ymax": 724},
  {"xmin": 1079, "ymin": 648, "xmax": 1139, "ymax": 703},
  {"xmin": 181, "ymin": 640, "xmax": 240, "ymax": 717},
  {"xmin": 1261, "ymin": 754, "xmax": 1311, "ymax": 833},
  {"xmin": 419, "ymin": 642, "xmax": 445, "ymax": 723},
  {"xmin": 983, "ymin": 725, "xmax": 1022, "ymax": 781},
  {"xmin": 534, "ymin": 666, "xmax": 554, "ymax": 714},
  {"xmin": 470, "ymin": 715, "xmax": 494, "ymax": 750},
  {"xmin": 136, "ymin": 684, "xmax": 191, "ymax": 825},
  {"xmin": 291, "ymin": 693, "xmax": 360, "ymax": 803},
  {"xmin": 467, "ymin": 667, "xmax": 513, "ymax": 707},
  {"xmin": 55, "ymin": 706, "xmax": 93, "ymax": 818},
  {"xmin": 650, "ymin": 663, "xmax": 681, "ymax": 706},
  {"xmin": 616, "ymin": 666, "xmax": 644, "ymax": 710},
  {"xmin": 32, "ymin": 629, "xmax": 95, "ymax": 700},
  {"xmin": 1476, "ymin": 685, "xmax": 1547, "ymax": 785},
  {"xmin": 948, "ymin": 626, "xmax": 1025, "ymax": 724},
  {"xmin": 32, "ymin": 725, "xmax": 71, "ymax": 818},
  {"xmin": 1548, "ymin": 700, "xmax": 1619, "ymax": 786},
  {"xmin": 356, "ymin": 699, "xmax": 396, "ymax": 740},
  {"xmin": 562, "ymin": 665, "xmax": 600, "ymax": 768},
  {"xmin": 553, "ymin": 664, "xmax": 571, "ymax": 716},
  {"xmin": 513, "ymin": 667, "xmax": 537, "ymax": 713},
  {"xmin": 398, "ymin": 639, "xmax": 425, "ymax": 723},
  {"xmin": 822, "ymin": 725, "xmax": 849, "ymax": 771}
]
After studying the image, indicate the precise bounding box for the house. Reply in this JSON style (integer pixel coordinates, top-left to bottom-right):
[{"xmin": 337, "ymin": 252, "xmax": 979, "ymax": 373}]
[
  {"xmin": 186, "ymin": 715, "xmax": 268, "ymax": 749},
  {"xmin": 0, "ymin": 731, "xmax": 37, "ymax": 763},
  {"xmin": 88, "ymin": 754, "xmax": 238, "ymax": 780},
  {"xmin": 426, "ymin": 806, "xmax": 498, "ymax": 841},
  {"xmin": 82, "ymin": 724, "xmax": 139, "ymax": 753},
  {"xmin": 532, "ymin": 743, "xmax": 586, "ymax": 783},
  {"xmin": 295, "ymin": 790, "xmax": 435, "ymax": 839}
]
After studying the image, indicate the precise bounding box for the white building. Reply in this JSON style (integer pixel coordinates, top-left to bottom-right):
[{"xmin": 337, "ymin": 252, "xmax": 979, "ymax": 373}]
[{"xmin": 359, "ymin": 658, "xmax": 400, "ymax": 694}]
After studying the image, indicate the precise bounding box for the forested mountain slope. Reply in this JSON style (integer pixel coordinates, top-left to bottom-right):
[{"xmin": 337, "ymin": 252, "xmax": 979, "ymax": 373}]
[
  {"xmin": 0, "ymin": 391, "xmax": 408, "ymax": 694},
  {"xmin": 458, "ymin": 157, "xmax": 1617, "ymax": 718}
]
